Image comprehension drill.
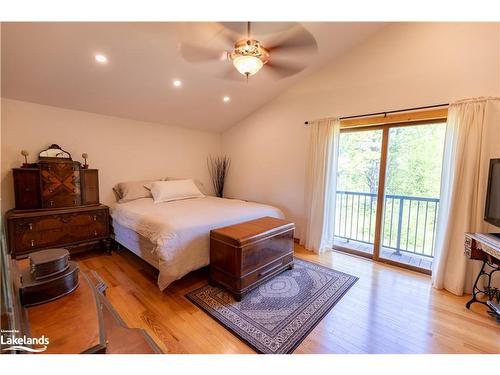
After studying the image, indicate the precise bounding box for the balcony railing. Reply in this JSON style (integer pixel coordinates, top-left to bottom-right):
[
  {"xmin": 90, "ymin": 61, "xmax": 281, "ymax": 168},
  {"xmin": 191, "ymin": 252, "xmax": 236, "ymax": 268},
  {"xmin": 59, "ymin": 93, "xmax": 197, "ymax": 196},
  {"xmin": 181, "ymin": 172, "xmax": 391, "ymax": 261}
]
[{"xmin": 335, "ymin": 190, "xmax": 439, "ymax": 258}]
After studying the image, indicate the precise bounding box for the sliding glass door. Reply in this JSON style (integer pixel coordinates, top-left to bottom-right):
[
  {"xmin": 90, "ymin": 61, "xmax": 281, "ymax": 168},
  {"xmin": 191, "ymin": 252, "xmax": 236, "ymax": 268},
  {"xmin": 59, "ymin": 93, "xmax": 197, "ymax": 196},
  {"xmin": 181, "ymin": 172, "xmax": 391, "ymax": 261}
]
[
  {"xmin": 334, "ymin": 129, "xmax": 382, "ymax": 256},
  {"xmin": 333, "ymin": 119, "xmax": 446, "ymax": 273},
  {"xmin": 379, "ymin": 123, "xmax": 446, "ymax": 271}
]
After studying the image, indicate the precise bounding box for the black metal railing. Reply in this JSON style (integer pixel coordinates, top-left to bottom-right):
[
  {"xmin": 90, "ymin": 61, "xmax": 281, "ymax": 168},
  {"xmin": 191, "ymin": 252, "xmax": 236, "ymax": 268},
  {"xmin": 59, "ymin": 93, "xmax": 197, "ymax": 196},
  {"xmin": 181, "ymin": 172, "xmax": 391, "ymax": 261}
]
[{"xmin": 334, "ymin": 190, "xmax": 439, "ymax": 258}]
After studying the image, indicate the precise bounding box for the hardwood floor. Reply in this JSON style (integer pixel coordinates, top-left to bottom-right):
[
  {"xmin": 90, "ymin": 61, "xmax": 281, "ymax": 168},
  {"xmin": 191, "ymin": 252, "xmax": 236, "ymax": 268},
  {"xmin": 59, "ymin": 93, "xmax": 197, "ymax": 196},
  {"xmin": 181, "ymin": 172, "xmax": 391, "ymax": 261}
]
[{"xmin": 75, "ymin": 244, "xmax": 500, "ymax": 354}]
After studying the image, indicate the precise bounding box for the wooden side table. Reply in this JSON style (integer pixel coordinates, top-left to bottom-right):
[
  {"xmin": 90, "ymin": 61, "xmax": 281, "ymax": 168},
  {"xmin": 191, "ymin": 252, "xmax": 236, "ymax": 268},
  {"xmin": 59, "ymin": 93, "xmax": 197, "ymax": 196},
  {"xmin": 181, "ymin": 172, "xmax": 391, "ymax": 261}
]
[
  {"xmin": 464, "ymin": 233, "xmax": 500, "ymax": 312},
  {"xmin": 19, "ymin": 261, "xmax": 162, "ymax": 354}
]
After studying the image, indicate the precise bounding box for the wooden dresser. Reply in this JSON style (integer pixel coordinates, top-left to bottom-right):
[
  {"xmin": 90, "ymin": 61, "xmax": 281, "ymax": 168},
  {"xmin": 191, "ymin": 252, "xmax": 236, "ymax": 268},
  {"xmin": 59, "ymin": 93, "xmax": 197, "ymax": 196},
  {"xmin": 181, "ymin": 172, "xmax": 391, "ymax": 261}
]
[
  {"xmin": 6, "ymin": 205, "xmax": 110, "ymax": 259},
  {"xmin": 5, "ymin": 144, "xmax": 110, "ymax": 259}
]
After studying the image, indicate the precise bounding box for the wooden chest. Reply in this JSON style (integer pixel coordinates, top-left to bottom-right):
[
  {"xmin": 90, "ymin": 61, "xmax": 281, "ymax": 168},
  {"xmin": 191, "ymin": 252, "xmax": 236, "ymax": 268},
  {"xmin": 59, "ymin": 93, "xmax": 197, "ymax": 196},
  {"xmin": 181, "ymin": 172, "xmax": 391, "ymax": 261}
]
[
  {"xmin": 209, "ymin": 216, "xmax": 295, "ymax": 301},
  {"xmin": 6, "ymin": 205, "xmax": 110, "ymax": 259},
  {"xmin": 29, "ymin": 248, "xmax": 70, "ymax": 280},
  {"xmin": 20, "ymin": 261, "xmax": 80, "ymax": 306}
]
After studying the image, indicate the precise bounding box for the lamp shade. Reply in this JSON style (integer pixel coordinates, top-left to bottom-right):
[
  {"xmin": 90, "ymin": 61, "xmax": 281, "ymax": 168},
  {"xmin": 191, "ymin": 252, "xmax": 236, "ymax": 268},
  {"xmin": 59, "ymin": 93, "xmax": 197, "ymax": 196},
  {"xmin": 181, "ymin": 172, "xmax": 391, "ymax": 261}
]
[{"xmin": 232, "ymin": 55, "xmax": 263, "ymax": 76}]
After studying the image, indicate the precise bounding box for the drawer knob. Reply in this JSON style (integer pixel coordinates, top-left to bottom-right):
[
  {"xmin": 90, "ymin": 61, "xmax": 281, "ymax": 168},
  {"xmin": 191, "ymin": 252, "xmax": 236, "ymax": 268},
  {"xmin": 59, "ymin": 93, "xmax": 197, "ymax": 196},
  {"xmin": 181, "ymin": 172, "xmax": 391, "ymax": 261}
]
[
  {"xmin": 30, "ymin": 239, "xmax": 35, "ymax": 247},
  {"xmin": 94, "ymin": 230, "xmax": 98, "ymax": 236},
  {"xmin": 73, "ymin": 199, "xmax": 77, "ymax": 205},
  {"xmin": 27, "ymin": 223, "xmax": 33, "ymax": 231},
  {"xmin": 93, "ymin": 215, "xmax": 97, "ymax": 221},
  {"xmin": 50, "ymin": 200, "xmax": 54, "ymax": 206}
]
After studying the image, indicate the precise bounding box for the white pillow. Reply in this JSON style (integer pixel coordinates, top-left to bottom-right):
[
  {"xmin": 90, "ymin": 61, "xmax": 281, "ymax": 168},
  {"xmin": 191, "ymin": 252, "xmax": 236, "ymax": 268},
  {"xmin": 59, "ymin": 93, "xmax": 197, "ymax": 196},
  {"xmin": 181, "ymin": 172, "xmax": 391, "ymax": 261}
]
[
  {"xmin": 164, "ymin": 177, "xmax": 207, "ymax": 195},
  {"xmin": 143, "ymin": 181, "xmax": 155, "ymax": 190},
  {"xmin": 150, "ymin": 179, "xmax": 205, "ymax": 203},
  {"xmin": 114, "ymin": 180, "xmax": 156, "ymax": 203}
]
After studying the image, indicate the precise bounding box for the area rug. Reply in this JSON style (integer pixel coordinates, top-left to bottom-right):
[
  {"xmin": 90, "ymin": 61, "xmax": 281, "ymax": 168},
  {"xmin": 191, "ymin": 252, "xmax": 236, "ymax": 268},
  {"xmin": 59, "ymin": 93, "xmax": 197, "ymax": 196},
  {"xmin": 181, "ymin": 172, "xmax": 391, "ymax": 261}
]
[{"xmin": 186, "ymin": 258, "xmax": 358, "ymax": 354}]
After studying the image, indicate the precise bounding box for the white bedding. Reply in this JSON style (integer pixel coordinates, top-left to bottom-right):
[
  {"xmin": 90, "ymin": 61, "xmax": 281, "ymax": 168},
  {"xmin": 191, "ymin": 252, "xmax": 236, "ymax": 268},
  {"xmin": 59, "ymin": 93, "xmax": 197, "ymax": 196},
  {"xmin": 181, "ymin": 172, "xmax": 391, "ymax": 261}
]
[{"xmin": 110, "ymin": 196, "xmax": 284, "ymax": 290}]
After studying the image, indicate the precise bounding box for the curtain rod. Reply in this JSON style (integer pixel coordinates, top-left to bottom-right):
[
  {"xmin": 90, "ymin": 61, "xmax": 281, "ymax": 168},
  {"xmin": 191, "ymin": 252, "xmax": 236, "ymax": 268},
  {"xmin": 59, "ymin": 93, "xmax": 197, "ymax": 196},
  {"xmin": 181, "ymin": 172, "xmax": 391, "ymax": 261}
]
[{"xmin": 304, "ymin": 103, "xmax": 449, "ymax": 125}]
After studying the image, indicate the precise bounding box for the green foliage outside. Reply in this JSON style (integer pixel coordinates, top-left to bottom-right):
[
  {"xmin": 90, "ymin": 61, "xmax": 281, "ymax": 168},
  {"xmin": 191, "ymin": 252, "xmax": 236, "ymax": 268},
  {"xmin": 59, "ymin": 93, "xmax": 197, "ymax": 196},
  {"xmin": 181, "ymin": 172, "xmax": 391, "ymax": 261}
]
[
  {"xmin": 337, "ymin": 123, "xmax": 446, "ymax": 197},
  {"xmin": 334, "ymin": 123, "xmax": 446, "ymax": 257}
]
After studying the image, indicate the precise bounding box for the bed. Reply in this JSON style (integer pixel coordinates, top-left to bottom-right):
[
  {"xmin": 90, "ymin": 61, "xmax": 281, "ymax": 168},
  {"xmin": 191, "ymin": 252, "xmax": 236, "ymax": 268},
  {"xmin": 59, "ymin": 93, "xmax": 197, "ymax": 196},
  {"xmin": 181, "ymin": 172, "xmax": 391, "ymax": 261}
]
[{"xmin": 110, "ymin": 196, "xmax": 284, "ymax": 290}]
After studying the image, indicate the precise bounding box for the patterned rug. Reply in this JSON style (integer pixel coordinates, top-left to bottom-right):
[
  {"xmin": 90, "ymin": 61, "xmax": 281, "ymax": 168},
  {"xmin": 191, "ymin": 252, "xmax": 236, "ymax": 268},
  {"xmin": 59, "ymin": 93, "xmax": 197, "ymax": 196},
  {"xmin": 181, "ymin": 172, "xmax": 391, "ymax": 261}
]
[{"xmin": 186, "ymin": 258, "xmax": 358, "ymax": 354}]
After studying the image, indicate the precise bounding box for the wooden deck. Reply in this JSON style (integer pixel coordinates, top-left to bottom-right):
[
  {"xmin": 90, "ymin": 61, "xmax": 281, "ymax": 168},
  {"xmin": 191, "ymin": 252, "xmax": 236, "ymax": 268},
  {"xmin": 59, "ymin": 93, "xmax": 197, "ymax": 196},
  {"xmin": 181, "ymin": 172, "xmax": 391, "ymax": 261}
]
[{"xmin": 333, "ymin": 238, "xmax": 433, "ymax": 271}]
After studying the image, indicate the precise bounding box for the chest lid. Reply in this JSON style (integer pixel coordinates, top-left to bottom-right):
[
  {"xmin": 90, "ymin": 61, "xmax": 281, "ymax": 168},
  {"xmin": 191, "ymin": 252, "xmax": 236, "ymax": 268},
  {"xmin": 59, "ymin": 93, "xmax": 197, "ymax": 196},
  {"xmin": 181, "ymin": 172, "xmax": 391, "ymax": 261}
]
[
  {"xmin": 29, "ymin": 248, "xmax": 70, "ymax": 280},
  {"xmin": 210, "ymin": 216, "xmax": 294, "ymax": 247}
]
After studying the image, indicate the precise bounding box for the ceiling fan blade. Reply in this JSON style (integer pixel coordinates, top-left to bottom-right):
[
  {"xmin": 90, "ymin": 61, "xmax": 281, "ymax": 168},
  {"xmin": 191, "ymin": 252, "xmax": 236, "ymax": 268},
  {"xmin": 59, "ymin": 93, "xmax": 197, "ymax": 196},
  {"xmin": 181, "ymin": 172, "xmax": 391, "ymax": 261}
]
[
  {"xmin": 179, "ymin": 42, "xmax": 227, "ymax": 63},
  {"xmin": 209, "ymin": 25, "xmax": 238, "ymax": 48},
  {"xmin": 265, "ymin": 61, "xmax": 307, "ymax": 79},
  {"xmin": 266, "ymin": 25, "xmax": 318, "ymax": 52}
]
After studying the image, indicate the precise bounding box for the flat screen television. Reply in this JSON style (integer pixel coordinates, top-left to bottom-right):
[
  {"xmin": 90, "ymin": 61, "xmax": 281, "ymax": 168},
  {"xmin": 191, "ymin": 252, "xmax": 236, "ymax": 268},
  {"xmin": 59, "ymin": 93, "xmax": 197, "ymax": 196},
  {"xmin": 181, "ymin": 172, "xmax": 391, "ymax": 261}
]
[{"xmin": 484, "ymin": 158, "xmax": 500, "ymax": 228}]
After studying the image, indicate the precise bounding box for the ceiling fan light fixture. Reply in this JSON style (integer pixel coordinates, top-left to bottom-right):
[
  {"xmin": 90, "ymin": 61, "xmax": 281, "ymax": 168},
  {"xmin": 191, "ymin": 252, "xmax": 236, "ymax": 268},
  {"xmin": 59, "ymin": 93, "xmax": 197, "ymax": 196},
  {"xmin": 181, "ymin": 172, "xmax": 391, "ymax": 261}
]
[
  {"xmin": 232, "ymin": 55, "xmax": 263, "ymax": 76},
  {"xmin": 229, "ymin": 39, "xmax": 269, "ymax": 77}
]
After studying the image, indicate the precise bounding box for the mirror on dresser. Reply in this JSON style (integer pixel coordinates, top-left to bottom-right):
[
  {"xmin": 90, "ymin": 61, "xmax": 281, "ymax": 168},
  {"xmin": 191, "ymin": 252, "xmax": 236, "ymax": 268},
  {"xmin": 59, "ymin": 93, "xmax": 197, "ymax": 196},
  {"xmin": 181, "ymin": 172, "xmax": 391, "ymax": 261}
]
[{"xmin": 38, "ymin": 144, "xmax": 72, "ymax": 159}]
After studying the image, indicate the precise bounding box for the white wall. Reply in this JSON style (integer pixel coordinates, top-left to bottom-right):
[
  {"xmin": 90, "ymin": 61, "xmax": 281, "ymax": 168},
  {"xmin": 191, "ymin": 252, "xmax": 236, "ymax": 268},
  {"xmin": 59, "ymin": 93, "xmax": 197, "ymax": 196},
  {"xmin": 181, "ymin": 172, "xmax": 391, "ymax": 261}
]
[
  {"xmin": 2, "ymin": 23, "xmax": 499, "ymax": 235},
  {"xmin": 221, "ymin": 22, "xmax": 500, "ymax": 238},
  {"xmin": 1, "ymin": 99, "xmax": 221, "ymax": 211}
]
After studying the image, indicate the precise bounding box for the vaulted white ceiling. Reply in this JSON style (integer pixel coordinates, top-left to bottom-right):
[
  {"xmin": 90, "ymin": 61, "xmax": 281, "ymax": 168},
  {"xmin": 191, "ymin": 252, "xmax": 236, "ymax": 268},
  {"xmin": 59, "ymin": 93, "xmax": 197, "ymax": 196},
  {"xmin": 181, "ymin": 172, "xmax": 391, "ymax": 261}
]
[{"xmin": 1, "ymin": 22, "xmax": 385, "ymax": 132}]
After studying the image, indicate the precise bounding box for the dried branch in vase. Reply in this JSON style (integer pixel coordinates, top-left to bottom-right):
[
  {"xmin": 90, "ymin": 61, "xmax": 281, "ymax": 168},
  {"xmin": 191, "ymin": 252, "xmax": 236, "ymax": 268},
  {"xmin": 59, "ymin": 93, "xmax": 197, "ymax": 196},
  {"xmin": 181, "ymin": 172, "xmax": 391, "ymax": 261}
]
[{"xmin": 207, "ymin": 155, "xmax": 230, "ymax": 198}]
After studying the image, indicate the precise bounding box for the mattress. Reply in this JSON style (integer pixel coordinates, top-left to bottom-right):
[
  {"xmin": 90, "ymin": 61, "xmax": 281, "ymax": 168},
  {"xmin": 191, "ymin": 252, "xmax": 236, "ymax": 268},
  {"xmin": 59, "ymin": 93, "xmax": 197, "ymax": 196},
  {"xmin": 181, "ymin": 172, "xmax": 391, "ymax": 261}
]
[
  {"xmin": 110, "ymin": 196, "xmax": 284, "ymax": 290},
  {"xmin": 113, "ymin": 222, "xmax": 159, "ymax": 268}
]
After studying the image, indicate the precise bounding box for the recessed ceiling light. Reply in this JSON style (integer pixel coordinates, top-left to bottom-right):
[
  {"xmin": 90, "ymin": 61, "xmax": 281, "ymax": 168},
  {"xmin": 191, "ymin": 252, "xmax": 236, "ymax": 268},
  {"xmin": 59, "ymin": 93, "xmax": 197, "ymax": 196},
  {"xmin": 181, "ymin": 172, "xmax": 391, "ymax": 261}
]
[
  {"xmin": 173, "ymin": 79, "xmax": 182, "ymax": 87},
  {"xmin": 94, "ymin": 54, "xmax": 108, "ymax": 63},
  {"xmin": 223, "ymin": 96, "xmax": 231, "ymax": 103}
]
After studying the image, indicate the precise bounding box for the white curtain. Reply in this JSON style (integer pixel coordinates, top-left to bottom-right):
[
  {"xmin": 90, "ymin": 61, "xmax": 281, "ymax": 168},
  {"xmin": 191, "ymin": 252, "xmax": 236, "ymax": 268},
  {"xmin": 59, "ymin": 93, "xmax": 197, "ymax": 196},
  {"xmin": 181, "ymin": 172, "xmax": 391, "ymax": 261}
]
[
  {"xmin": 301, "ymin": 118, "xmax": 340, "ymax": 253},
  {"xmin": 432, "ymin": 97, "xmax": 500, "ymax": 295}
]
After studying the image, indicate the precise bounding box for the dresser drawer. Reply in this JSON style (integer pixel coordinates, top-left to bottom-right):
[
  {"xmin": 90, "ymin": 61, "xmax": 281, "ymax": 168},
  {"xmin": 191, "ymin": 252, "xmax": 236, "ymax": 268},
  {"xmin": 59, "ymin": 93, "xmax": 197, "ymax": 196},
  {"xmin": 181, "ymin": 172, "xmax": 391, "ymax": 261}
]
[
  {"xmin": 7, "ymin": 207, "xmax": 109, "ymax": 257},
  {"xmin": 39, "ymin": 161, "xmax": 81, "ymax": 209},
  {"xmin": 43, "ymin": 193, "xmax": 82, "ymax": 209}
]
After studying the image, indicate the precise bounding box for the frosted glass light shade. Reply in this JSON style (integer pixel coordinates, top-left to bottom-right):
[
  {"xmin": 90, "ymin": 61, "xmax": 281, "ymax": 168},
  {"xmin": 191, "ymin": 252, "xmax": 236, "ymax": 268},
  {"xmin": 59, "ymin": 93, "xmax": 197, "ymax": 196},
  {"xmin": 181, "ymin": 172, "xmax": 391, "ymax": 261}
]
[{"xmin": 232, "ymin": 55, "xmax": 263, "ymax": 76}]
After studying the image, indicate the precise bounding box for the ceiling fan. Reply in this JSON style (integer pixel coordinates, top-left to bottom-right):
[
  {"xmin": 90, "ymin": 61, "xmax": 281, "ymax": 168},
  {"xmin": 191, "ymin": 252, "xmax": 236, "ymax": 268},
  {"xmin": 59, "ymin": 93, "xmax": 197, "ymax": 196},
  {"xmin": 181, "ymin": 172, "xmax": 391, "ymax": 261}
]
[{"xmin": 179, "ymin": 22, "xmax": 318, "ymax": 81}]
